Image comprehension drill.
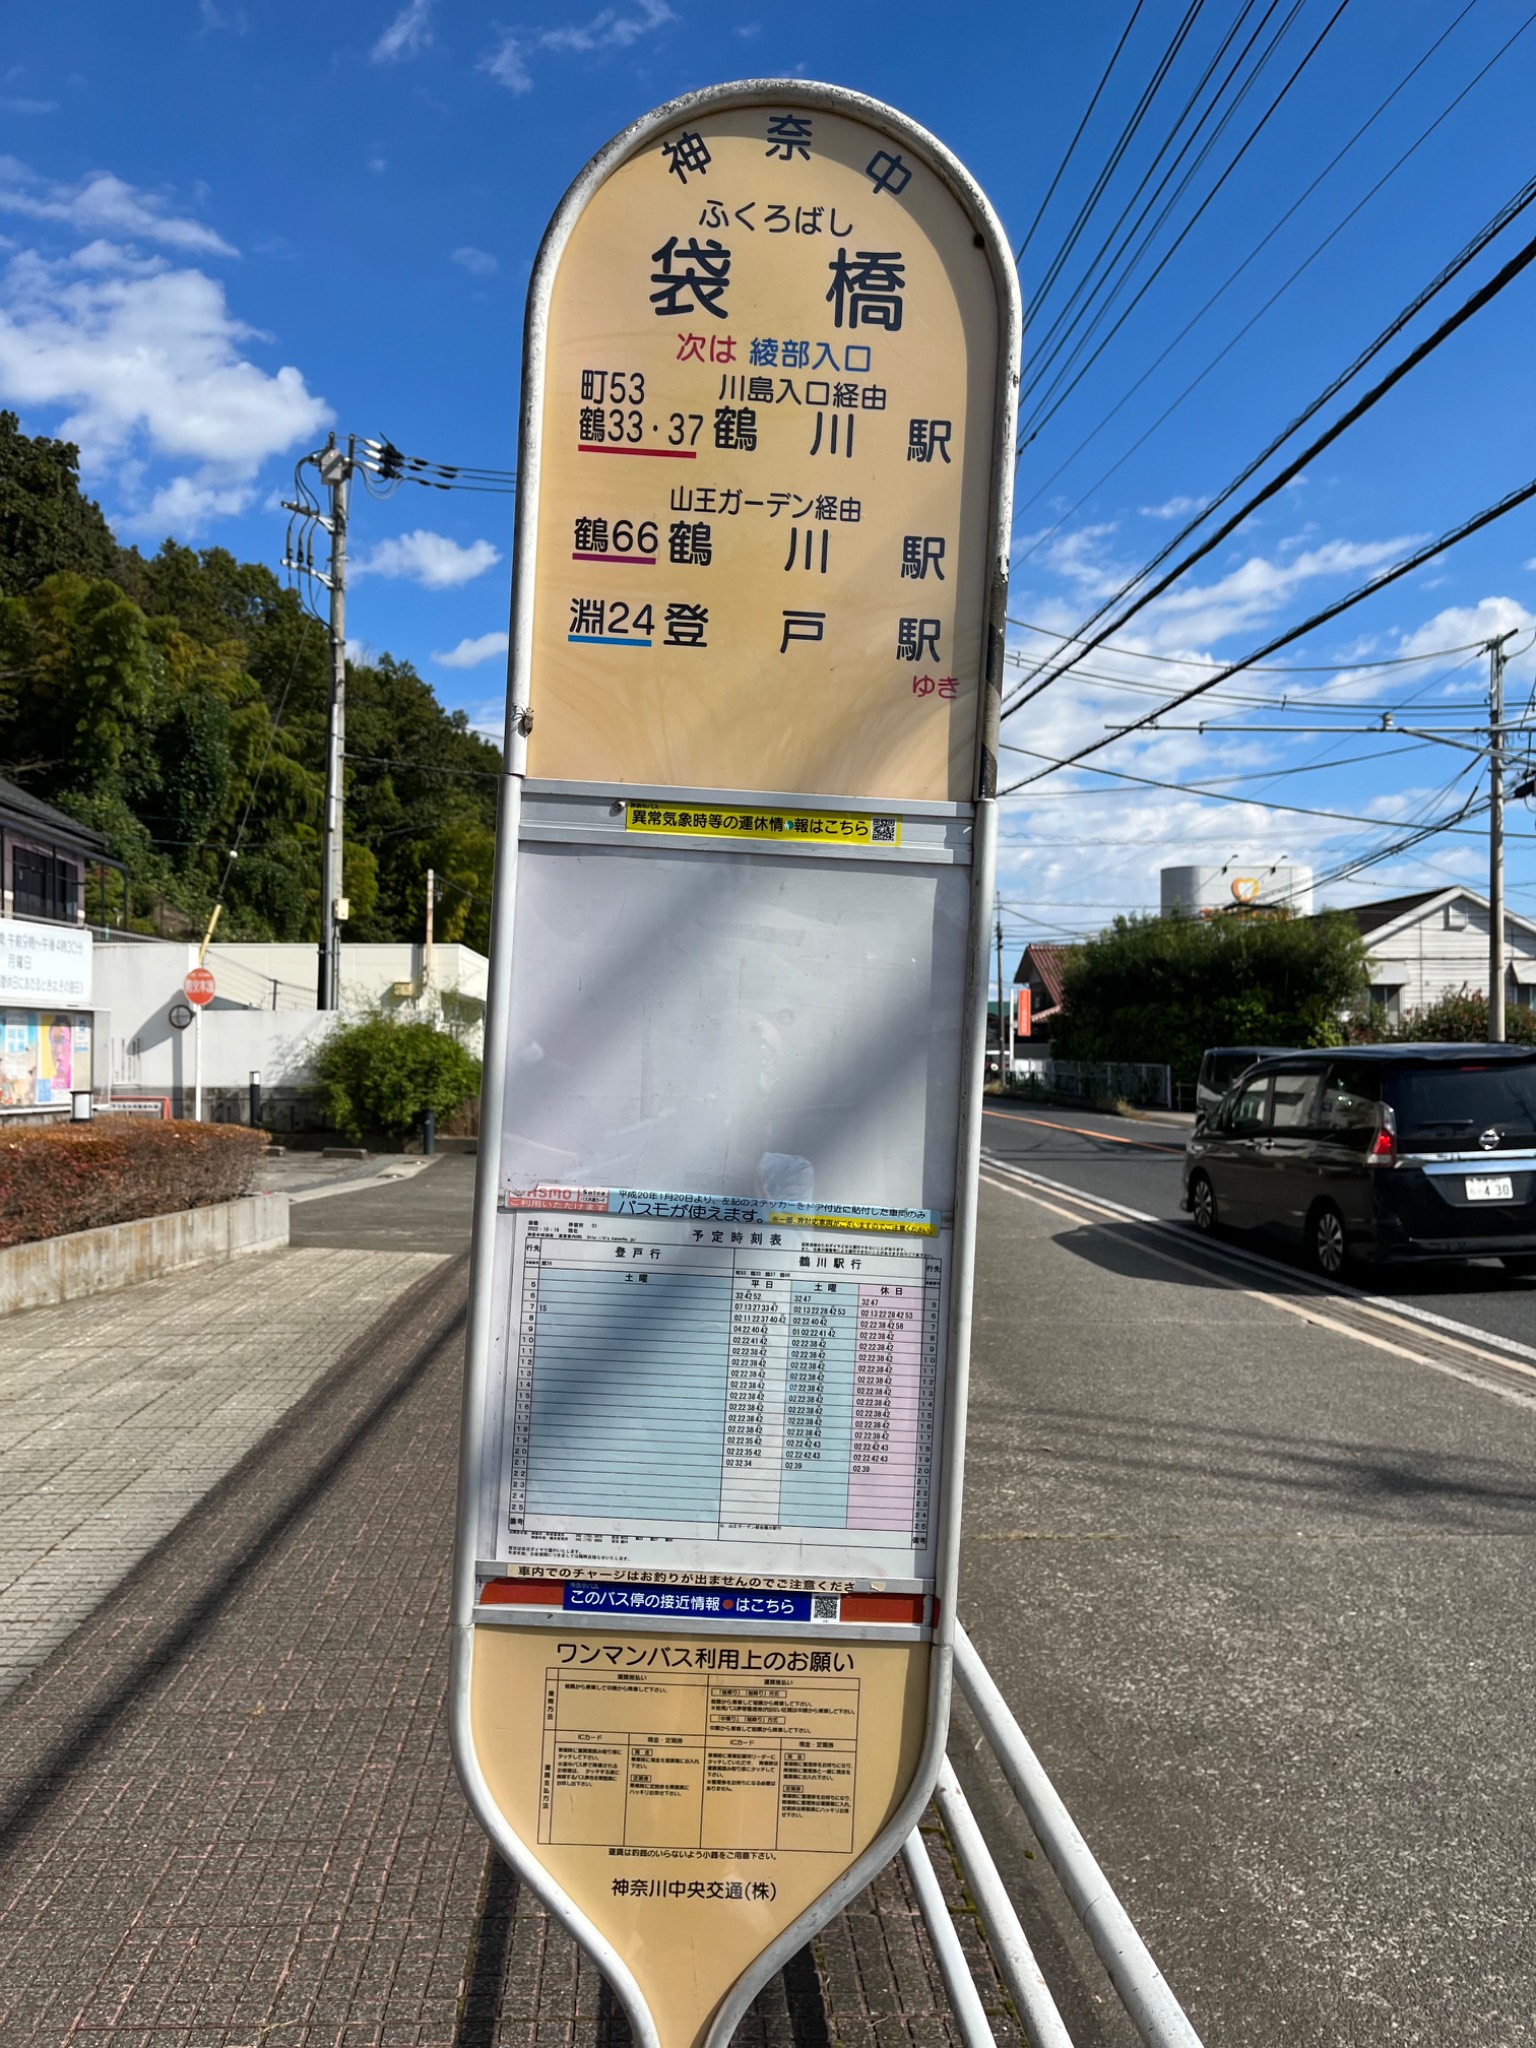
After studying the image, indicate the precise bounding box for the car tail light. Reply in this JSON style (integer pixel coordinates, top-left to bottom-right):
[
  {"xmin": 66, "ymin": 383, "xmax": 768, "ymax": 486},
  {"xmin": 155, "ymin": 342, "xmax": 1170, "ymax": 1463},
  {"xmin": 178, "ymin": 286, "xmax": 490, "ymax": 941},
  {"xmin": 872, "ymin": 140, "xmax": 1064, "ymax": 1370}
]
[{"xmin": 1366, "ymin": 1104, "xmax": 1397, "ymax": 1164}]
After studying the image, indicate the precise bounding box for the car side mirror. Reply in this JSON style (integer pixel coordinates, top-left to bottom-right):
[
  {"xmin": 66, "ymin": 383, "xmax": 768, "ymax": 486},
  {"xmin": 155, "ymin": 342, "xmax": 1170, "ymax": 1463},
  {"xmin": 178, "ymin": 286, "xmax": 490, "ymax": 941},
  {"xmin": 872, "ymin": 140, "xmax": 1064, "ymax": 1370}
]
[{"xmin": 1193, "ymin": 1108, "xmax": 1207, "ymax": 1134}]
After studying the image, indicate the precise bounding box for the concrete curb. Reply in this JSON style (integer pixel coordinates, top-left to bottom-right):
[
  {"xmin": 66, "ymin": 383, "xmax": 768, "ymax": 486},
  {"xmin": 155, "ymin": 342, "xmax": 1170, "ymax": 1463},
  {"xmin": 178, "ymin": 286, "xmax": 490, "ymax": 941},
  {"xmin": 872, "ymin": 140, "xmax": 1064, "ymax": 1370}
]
[
  {"xmin": 283, "ymin": 1156, "xmax": 438, "ymax": 1205},
  {"xmin": 0, "ymin": 1192, "xmax": 290, "ymax": 1315}
]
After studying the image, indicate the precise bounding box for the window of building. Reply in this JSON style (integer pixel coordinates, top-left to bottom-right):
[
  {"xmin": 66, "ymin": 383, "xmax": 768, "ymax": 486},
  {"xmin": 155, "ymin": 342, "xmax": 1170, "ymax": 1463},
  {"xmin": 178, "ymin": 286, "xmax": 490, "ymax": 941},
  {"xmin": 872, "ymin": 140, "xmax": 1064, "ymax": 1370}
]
[
  {"xmin": 1368, "ymin": 982, "xmax": 1403, "ymax": 1024},
  {"xmin": 10, "ymin": 844, "xmax": 81, "ymax": 923}
]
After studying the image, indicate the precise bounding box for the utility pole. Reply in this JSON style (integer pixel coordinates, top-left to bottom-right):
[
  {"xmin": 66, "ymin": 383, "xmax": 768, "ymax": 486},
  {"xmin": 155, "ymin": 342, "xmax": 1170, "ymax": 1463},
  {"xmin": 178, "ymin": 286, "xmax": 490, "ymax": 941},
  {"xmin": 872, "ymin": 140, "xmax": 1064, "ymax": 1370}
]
[
  {"xmin": 317, "ymin": 435, "xmax": 353, "ymax": 1010},
  {"xmin": 994, "ymin": 895, "xmax": 1005, "ymax": 1084},
  {"xmin": 1488, "ymin": 629, "xmax": 1516, "ymax": 1043},
  {"xmin": 424, "ymin": 866, "xmax": 435, "ymax": 1021}
]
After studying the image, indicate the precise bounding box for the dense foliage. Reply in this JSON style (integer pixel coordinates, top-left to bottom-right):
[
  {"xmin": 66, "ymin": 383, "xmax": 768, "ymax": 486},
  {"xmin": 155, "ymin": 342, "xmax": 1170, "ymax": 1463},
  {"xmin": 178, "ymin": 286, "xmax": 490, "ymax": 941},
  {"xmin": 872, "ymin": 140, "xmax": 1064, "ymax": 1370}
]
[
  {"xmin": 1053, "ymin": 910, "xmax": 1373, "ymax": 1081},
  {"xmin": 1353, "ymin": 990, "xmax": 1536, "ymax": 1047},
  {"xmin": 315, "ymin": 1016, "xmax": 482, "ymax": 1139},
  {"xmin": 0, "ymin": 1119, "xmax": 268, "ymax": 1248},
  {"xmin": 0, "ymin": 413, "xmax": 500, "ymax": 948}
]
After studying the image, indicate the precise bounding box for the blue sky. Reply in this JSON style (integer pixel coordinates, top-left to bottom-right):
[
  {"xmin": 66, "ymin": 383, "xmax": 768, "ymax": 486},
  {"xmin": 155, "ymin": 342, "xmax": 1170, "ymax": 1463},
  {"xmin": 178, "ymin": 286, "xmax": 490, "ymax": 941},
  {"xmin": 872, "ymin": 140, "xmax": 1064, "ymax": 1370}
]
[{"xmin": 4, "ymin": 0, "xmax": 1536, "ymax": 960}]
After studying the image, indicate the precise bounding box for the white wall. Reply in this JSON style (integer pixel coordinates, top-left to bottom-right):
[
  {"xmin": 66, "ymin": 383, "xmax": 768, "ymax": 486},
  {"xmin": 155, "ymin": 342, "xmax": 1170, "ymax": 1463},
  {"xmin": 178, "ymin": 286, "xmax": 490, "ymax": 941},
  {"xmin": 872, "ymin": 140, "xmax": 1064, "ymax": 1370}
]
[
  {"xmin": 93, "ymin": 938, "xmax": 487, "ymax": 1118},
  {"xmin": 1363, "ymin": 895, "xmax": 1536, "ymax": 1019}
]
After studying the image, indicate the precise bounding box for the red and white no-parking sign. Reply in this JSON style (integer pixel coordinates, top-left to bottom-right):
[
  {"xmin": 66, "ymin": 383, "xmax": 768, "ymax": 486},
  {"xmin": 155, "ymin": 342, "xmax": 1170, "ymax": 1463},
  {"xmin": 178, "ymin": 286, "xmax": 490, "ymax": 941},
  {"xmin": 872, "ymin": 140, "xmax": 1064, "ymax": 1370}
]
[{"xmin": 183, "ymin": 967, "xmax": 216, "ymax": 1007}]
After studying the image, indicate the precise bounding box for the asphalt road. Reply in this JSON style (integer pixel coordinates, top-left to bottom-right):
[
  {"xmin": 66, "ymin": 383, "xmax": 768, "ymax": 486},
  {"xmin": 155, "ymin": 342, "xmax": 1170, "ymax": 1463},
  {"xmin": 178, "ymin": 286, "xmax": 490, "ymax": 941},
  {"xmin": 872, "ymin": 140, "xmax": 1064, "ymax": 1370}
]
[
  {"xmin": 960, "ymin": 1162, "xmax": 1536, "ymax": 2047},
  {"xmin": 288, "ymin": 1149, "xmax": 479, "ymax": 1253},
  {"xmin": 981, "ymin": 1099, "xmax": 1536, "ymax": 1352}
]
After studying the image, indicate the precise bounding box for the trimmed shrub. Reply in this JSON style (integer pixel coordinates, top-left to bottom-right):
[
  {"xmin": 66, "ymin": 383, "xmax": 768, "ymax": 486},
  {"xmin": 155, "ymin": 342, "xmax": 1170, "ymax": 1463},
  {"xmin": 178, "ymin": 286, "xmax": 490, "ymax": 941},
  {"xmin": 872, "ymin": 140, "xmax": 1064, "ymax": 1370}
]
[
  {"xmin": 0, "ymin": 1120, "xmax": 268, "ymax": 1249},
  {"xmin": 315, "ymin": 1016, "xmax": 482, "ymax": 1140}
]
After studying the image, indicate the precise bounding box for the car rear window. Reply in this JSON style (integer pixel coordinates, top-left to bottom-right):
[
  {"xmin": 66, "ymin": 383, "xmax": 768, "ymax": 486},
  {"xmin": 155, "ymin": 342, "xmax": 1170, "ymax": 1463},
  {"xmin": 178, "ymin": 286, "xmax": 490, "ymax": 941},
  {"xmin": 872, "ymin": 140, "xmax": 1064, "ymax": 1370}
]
[{"xmin": 1382, "ymin": 1062, "xmax": 1536, "ymax": 1140}]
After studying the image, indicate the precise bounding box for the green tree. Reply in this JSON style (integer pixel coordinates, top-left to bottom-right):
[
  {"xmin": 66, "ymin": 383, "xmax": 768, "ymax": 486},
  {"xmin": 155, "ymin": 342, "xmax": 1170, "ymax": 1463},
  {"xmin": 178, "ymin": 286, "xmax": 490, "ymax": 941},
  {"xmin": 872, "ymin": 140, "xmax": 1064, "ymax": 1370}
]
[
  {"xmin": 1054, "ymin": 910, "xmax": 1373, "ymax": 1082},
  {"xmin": 0, "ymin": 573, "xmax": 159, "ymax": 793},
  {"xmin": 315, "ymin": 1015, "xmax": 482, "ymax": 1138},
  {"xmin": 0, "ymin": 417, "xmax": 500, "ymax": 947},
  {"xmin": 0, "ymin": 412, "xmax": 119, "ymax": 596}
]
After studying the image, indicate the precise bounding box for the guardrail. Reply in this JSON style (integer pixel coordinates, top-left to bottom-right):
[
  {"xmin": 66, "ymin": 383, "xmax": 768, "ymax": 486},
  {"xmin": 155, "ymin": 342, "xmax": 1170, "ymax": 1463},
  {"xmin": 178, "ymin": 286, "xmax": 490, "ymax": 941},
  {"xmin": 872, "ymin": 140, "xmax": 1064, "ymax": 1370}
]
[
  {"xmin": 898, "ymin": 1624, "xmax": 1204, "ymax": 2048},
  {"xmin": 1047, "ymin": 1059, "xmax": 1173, "ymax": 1110}
]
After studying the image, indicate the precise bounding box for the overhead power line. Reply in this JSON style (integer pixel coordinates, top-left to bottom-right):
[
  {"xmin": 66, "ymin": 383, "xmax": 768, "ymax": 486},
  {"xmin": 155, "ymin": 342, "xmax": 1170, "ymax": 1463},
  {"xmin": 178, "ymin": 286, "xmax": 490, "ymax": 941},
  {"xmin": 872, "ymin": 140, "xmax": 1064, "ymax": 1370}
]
[
  {"xmin": 996, "ymin": 739, "xmax": 1489, "ymax": 831},
  {"xmin": 1018, "ymin": 0, "xmax": 1333, "ymax": 440},
  {"xmin": 1004, "ymin": 209, "xmax": 1536, "ymax": 718},
  {"xmin": 1005, "ymin": 615, "xmax": 1489, "ymax": 674},
  {"xmin": 1013, "ymin": 3, "xmax": 1536, "ymax": 544},
  {"xmin": 1022, "ymin": 0, "xmax": 1210, "ymax": 333},
  {"xmin": 1010, "ymin": 735, "xmax": 1439, "ymax": 791},
  {"xmin": 1019, "ymin": 0, "xmax": 1285, "ymax": 393},
  {"xmin": 1016, "ymin": 0, "xmax": 1146, "ymax": 265},
  {"xmin": 357, "ymin": 436, "xmax": 518, "ymax": 495},
  {"xmin": 999, "ymin": 474, "xmax": 1536, "ymax": 793}
]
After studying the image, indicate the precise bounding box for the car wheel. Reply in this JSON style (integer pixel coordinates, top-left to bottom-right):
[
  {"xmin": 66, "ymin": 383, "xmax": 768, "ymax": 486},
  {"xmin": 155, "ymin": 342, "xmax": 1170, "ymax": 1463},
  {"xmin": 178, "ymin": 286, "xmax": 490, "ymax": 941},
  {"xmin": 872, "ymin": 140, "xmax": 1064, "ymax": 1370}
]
[
  {"xmin": 1188, "ymin": 1171, "xmax": 1218, "ymax": 1235},
  {"xmin": 1307, "ymin": 1201, "xmax": 1348, "ymax": 1279},
  {"xmin": 1501, "ymin": 1255, "xmax": 1536, "ymax": 1278}
]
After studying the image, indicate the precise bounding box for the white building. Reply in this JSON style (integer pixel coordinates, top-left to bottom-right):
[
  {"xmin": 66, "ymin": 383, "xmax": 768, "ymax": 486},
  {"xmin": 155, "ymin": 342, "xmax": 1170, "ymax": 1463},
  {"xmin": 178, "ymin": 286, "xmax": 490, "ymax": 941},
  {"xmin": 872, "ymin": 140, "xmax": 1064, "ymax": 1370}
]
[
  {"xmin": 1162, "ymin": 860, "xmax": 1314, "ymax": 918},
  {"xmin": 1339, "ymin": 887, "xmax": 1536, "ymax": 1026},
  {"xmin": 93, "ymin": 939, "xmax": 487, "ymax": 1127}
]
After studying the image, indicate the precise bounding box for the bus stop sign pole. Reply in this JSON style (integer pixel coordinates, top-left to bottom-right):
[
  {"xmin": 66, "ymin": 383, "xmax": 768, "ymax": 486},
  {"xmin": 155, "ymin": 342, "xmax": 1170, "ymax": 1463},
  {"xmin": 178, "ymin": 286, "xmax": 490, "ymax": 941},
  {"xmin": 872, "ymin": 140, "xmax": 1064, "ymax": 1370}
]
[{"xmin": 451, "ymin": 79, "xmax": 1020, "ymax": 2048}]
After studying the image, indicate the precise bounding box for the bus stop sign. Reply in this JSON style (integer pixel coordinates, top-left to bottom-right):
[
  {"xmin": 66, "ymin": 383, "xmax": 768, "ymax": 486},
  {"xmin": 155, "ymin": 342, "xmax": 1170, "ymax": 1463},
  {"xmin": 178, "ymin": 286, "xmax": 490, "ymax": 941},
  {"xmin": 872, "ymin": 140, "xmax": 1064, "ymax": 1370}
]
[{"xmin": 452, "ymin": 80, "xmax": 1019, "ymax": 2048}]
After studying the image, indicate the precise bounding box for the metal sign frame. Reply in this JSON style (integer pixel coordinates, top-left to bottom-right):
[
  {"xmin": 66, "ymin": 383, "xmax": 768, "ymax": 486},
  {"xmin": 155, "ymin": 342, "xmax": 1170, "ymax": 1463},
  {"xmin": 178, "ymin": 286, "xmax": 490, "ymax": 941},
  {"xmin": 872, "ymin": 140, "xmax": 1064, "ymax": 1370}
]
[{"xmin": 451, "ymin": 78, "xmax": 1019, "ymax": 2048}]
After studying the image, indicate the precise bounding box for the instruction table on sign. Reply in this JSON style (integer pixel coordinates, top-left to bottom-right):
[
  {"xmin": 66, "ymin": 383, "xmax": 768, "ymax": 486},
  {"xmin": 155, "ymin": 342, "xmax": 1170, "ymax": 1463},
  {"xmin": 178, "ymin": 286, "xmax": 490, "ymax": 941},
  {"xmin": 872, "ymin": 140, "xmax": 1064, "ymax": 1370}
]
[{"xmin": 541, "ymin": 1662, "xmax": 860, "ymax": 1852}]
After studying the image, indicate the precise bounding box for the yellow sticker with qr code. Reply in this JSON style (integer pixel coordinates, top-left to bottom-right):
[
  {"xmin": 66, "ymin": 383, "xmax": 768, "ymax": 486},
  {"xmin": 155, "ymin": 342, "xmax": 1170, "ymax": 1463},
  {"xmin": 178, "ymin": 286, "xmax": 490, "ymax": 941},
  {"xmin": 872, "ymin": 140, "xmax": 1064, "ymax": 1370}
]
[{"xmin": 625, "ymin": 803, "xmax": 901, "ymax": 847}]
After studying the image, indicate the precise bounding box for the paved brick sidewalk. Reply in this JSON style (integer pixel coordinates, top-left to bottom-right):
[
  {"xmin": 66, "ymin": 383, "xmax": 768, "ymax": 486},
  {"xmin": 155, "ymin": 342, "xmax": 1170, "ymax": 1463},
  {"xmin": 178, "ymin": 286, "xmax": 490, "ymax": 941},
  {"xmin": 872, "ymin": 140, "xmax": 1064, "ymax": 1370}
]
[
  {"xmin": 0, "ymin": 1257, "xmax": 1016, "ymax": 2048},
  {"xmin": 0, "ymin": 1245, "xmax": 445, "ymax": 1699}
]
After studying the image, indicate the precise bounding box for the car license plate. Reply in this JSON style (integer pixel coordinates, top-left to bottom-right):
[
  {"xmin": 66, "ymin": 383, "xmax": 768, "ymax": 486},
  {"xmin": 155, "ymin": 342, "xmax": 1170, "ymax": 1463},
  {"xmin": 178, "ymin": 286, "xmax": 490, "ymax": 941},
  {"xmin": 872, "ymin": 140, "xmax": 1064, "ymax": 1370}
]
[{"xmin": 1465, "ymin": 1175, "xmax": 1514, "ymax": 1202}]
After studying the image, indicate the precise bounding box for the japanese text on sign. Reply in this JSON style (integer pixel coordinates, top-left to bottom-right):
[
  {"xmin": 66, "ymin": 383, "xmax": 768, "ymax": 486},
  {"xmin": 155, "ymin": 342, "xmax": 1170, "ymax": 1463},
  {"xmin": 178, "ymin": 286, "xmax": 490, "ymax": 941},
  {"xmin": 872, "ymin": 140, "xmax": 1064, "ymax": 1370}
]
[{"xmin": 526, "ymin": 105, "xmax": 1000, "ymax": 801}]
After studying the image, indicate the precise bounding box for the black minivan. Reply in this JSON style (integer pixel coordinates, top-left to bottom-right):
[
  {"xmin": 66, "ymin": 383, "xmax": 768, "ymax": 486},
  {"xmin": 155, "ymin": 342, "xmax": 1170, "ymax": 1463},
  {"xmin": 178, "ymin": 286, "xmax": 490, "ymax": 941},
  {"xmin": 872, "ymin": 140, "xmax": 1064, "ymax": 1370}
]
[{"xmin": 1183, "ymin": 1044, "xmax": 1536, "ymax": 1277}]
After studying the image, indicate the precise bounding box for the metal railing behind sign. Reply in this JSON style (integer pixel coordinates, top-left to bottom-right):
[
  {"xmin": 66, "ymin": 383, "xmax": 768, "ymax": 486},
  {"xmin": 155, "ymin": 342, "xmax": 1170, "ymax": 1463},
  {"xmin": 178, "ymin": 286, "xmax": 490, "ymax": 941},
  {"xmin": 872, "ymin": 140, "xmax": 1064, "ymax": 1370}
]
[{"xmin": 897, "ymin": 1626, "xmax": 1205, "ymax": 2048}]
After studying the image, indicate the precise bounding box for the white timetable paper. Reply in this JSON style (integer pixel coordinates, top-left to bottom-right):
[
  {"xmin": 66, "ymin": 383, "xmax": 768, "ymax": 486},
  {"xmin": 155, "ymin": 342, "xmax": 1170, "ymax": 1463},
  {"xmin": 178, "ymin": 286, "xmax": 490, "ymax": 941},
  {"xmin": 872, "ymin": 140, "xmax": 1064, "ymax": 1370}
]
[{"xmin": 490, "ymin": 1201, "xmax": 947, "ymax": 1583}]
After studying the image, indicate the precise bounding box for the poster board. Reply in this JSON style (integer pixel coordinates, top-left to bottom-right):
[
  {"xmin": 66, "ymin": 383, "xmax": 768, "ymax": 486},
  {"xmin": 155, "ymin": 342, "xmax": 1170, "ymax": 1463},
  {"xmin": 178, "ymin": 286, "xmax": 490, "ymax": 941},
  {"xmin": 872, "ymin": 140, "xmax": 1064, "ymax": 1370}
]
[{"xmin": 454, "ymin": 80, "xmax": 1018, "ymax": 2048}]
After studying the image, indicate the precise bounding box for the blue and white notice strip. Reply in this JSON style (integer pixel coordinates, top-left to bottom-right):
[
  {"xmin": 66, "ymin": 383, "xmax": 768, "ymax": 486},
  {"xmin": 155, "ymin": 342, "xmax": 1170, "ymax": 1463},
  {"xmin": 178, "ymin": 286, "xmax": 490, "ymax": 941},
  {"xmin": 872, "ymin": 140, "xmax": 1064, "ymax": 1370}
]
[{"xmin": 563, "ymin": 1582, "xmax": 819, "ymax": 1622}]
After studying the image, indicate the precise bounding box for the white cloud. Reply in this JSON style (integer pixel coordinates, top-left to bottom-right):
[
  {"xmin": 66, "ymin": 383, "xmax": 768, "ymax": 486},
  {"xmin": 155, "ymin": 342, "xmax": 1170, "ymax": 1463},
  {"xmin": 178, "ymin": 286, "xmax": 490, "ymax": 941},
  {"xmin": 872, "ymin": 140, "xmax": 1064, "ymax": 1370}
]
[
  {"xmin": 482, "ymin": 1, "xmax": 674, "ymax": 91},
  {"xmin": 540, "ymin": 1, "xmax": 675, "ymax": 52},
  {"xmin": 433, "ymin": 630, "xmax": 509, "ymax": 668},
  {"xmin": 1139, "ymin": 494, "xmax": 1208, "ymax": 520},
  {"xmin": 451, "ymin": 245, "xmax": 497, "ymax": 276},
  {"xmin": 0, "ymin": 97, "xmax": 56, "ymax": 115},
  {"xmin": 1147, "ymin": 536, "xmax": 1422, "ymax": 650},
  {"xmin": 131, "ymin": 472, "xmax": 255, "ymax": 532},
  {"xmin": 0, "ymin": 158, "xmax": 235, "ymax": 257},
  {"xmin": 1025, "ymin": 526, "xmax": 1425, "ymax": 657},
  {"xmin": 371, "ymin": 0, "xmax": 432, "ymax": 63},
  {"xmin": 481, "ymin": 32, "xmax": 533, "ymax": 92},
  {"xmin": 354, "ymin": 529, "xmax": 501, "ymax": 589},
  {"xmin": 0, "ymin": 248, "xmax": 329, "ymax": 476}
]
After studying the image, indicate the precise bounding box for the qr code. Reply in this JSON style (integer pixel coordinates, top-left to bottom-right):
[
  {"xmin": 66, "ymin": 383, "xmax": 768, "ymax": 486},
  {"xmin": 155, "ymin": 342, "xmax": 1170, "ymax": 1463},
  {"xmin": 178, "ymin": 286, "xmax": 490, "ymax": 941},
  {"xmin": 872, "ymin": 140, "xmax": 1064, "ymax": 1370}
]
[
  {"xmin": 812, "ymin": 1595, "xmax": 840, "ymax": 1620},
  {"xmin": 870, "ymin": 816, "xmax": 896, "ymax": 843}
]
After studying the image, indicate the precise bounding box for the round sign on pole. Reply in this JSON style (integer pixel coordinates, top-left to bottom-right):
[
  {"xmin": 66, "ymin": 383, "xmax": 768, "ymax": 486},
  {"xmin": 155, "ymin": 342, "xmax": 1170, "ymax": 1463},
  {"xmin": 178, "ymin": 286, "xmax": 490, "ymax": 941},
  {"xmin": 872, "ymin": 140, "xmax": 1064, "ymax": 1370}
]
[
  {"xmin": 167, "ymin": 1002, "xmax": 194, "ymax": 1032},
  {"xmin": 453, "ymin": 79, "xmax": 1019, "ymax": 2048},
  {"xmin": 183, "ymin": 967, "xmax": 216, "ymax": 1006}
]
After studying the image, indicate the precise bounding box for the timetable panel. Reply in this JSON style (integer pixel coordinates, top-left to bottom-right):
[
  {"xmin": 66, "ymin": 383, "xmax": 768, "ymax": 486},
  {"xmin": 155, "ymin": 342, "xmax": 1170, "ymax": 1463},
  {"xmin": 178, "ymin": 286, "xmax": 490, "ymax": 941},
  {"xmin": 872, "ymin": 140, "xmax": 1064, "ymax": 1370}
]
[{"xmin": 492, "ymin": 1198, "xmax": 946, "ymax": 1583}]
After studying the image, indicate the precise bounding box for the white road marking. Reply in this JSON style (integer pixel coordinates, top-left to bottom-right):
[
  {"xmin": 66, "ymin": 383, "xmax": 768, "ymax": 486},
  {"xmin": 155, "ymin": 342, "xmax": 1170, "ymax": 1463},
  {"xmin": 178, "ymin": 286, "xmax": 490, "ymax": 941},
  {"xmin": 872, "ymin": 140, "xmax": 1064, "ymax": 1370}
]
[
  {"xmin": 978, "ymin": 1164, "xmax": 1536, "ymax": 1411},
  {"xmin": 981, "ymin": 1148, "xmax": 1536, "ymax": 1366}
]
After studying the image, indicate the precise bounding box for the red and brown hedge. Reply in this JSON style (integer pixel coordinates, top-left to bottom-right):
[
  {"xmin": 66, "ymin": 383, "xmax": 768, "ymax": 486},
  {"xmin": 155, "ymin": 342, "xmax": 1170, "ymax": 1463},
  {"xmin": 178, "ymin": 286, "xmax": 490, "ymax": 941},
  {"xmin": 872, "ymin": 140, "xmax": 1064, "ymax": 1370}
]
[{"xmin": 0, "ymin": 1121, "xmax": 269, "ymax": 1250}]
